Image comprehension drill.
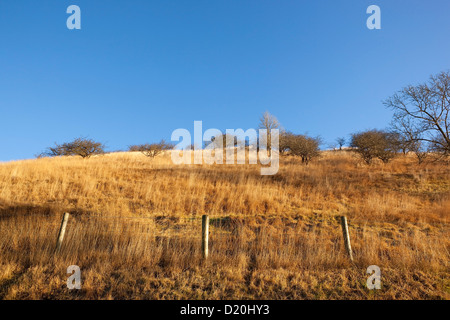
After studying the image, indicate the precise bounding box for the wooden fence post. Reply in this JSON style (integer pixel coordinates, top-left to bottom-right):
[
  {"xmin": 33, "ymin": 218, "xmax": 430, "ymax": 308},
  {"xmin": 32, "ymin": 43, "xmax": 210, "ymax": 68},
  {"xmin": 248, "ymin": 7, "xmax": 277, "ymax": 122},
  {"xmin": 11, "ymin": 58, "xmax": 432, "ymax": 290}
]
[
  {"xmin": 202, "ymin": 215, "xmax": 209, "ymax": 260},
  {"xmin": 235, "ymin": 221, "xmax": 243, "ymax": 250},
  {"xmin": 55, "ymin": 212, "xmax": 70, "ymax": 252},
  {"xmin": 340, "ymin": 216, "xmax": 354, "ymax": 262}
]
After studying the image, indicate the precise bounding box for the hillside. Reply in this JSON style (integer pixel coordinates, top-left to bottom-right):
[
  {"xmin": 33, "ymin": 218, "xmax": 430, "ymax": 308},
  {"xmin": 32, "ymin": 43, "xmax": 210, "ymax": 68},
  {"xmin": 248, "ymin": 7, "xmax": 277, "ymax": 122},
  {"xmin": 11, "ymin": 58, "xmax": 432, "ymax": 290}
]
[{"xmin": 0, "ymin": 151, "xmax": 448, "ymax": 299}]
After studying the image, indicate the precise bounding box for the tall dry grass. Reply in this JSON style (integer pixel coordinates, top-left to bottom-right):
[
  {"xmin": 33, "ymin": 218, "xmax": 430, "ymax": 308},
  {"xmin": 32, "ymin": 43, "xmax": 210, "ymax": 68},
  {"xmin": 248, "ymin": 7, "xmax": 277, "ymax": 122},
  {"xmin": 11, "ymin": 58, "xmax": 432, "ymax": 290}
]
[{"xmin": 0, "ymin": 151, "xmax": 448, "ymax": 299}]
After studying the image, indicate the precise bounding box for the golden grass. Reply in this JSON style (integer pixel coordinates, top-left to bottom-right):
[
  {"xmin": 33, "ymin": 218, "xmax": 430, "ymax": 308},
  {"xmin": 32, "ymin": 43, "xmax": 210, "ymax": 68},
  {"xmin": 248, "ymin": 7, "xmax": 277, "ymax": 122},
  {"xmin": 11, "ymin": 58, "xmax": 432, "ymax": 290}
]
[{"xmin": 0, "ymin": 151, "xmax": 448, "ymax": 299}]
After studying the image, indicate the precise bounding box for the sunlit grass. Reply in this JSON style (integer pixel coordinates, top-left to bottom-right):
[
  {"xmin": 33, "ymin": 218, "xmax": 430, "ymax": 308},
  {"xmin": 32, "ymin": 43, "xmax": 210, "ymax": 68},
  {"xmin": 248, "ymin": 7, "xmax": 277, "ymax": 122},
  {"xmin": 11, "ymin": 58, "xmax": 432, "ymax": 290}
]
[{"xmin": 0, "ymin": 151, "xmax": 448, "ymax": 299}]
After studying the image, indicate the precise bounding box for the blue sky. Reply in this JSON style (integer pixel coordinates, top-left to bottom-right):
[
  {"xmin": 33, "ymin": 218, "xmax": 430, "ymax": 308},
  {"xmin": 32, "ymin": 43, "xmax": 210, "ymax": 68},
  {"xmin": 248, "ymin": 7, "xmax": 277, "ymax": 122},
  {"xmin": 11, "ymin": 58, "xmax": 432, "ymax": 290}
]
[{"xmin": 1, "ymin": 0, "xmax": 449, "ymax": 161}]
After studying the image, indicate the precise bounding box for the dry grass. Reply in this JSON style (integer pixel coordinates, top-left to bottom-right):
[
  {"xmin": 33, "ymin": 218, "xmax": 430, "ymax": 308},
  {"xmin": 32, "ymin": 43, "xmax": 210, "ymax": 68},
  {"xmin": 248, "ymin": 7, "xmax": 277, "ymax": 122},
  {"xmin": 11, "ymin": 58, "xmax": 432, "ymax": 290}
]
[{"xmin": 0, "ymin": 151, "xmax": 448, "ymax": 299}]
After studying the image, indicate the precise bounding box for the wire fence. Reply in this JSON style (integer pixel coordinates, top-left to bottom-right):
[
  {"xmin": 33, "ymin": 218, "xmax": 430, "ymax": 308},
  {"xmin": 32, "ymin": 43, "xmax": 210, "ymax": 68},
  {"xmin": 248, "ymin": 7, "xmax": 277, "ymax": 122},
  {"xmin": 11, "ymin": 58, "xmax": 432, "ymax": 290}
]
[
  {"xmin": 49, "ymin": 212, "xmax": 354, "ymax": 260},
  {"xmin": 0, "ymin": 211, "xmax": 355, "ymax": 264}
]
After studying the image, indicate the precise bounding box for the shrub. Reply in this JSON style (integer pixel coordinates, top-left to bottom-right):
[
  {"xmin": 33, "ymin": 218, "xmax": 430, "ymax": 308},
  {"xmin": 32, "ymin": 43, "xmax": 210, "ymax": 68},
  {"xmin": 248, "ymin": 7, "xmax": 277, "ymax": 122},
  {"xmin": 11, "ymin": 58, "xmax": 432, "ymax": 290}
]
[
  {"xmin": 350, "ymin": 130, "xmax": 399, "ymax": 164},
  {"xmin": 280, "ymin": 132, "xmax": 321, "ymax": 164},
  {"xmin": 41, "ymin": 137, "xmax": 105, "ymax": 158},
  {"xmin": 129, "ymin": 140, "xmax": 173, "ymax": 158}
]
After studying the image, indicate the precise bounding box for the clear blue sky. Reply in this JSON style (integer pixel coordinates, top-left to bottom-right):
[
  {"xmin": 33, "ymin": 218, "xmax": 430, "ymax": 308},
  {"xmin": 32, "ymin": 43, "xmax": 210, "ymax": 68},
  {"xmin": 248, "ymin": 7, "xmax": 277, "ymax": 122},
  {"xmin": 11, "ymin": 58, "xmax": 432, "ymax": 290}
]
[{"xmin": 1, "ymin": 0, "xmax": 449, "ymax": 161}]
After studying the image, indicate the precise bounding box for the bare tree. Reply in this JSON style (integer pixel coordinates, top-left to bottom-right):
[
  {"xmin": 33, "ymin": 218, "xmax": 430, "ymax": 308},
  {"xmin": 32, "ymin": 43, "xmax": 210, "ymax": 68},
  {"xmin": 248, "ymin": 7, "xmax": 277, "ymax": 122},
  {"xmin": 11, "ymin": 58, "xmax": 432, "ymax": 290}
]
[
  {"xmin": 409, "ymin": 139, "xmax": 428, "ymax": 164},
  {"xmin": 129, "ymin": 140, "xmax": 173, "ymax": 158},
  {"xmin": 392, "ymin": 129, "xmax": 430, "ymax": 164},
  {"xmin": 279, "ymin": 131, "xmax": 295, "ymax": 155},
  {"xmin": 393, "ymin": 132, "xmax": 411, "ymax": 155},
  {"xmin": 350, "ymin": 130, "xmax": 399, "ymax": 164},
  {"xmin": 384, "ymin": 71, "xmax": 450, "ymax": 156},
  {"xmin": 282, "ymin": 134, "xmax": 321, "ymax": 165},
  {"xmin": 258, "ymin": 111, "xmax": 280, "ymax": 156},
  {"xmin": 41, "ymin": 137, "xmax": 105, "ymax": 158},
  {"xmin": 336, "ymin": 137, "xmax": 346, "ymax": 150}
]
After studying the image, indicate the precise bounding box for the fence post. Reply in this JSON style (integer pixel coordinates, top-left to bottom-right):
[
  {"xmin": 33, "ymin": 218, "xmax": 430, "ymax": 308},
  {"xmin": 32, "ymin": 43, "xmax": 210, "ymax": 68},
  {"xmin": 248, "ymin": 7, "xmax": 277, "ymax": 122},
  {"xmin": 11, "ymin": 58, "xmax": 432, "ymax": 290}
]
[
  {"xmin": 340, "ymin": 216, "xmax": 354, "ymax": 262},
  {"xmin": 55, "ymin": 212, "xmax": 70, "ymax": 252},
  {"xmin": 202, "ymin": 215, "xmax": 209, "ymax": 260},
  {"xmin": 235, "ymin": 221, "xmax": 243, "ymax": 250}
]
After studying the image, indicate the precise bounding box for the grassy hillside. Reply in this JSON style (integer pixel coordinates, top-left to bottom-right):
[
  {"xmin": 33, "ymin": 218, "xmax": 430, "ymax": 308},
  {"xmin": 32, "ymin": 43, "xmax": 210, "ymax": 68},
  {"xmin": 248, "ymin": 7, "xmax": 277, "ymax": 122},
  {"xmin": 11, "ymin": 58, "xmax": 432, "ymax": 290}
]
[{"xmin": 0, "ymin": 151, "xmax": 448, "ymax": 299}]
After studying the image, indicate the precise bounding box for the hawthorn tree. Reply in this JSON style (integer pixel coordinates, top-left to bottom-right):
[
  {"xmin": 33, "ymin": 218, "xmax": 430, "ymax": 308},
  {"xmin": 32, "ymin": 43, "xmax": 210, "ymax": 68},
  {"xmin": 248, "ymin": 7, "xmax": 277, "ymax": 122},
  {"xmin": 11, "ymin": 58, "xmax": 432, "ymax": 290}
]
[
  {"xmin": 279, "ymin": 132, "xmax": 321, "ymax": 164},
  {"xmin": 290, "ymin": 135, "xmax": 321, "ymax": 164},
  {"xmin": 336, "ymin": 137, "xmax": 346, "ymax": 150},
  {"xmin": 41, "ymin": 137, "xmax": 105, "ymax": 158},
  {"xmin": 129, "ymin": 140, "xmax": 173, "ymax": 159},
  {"xmin": 350, "ymin": 130, "xmax": 399, "ymax": 164}
]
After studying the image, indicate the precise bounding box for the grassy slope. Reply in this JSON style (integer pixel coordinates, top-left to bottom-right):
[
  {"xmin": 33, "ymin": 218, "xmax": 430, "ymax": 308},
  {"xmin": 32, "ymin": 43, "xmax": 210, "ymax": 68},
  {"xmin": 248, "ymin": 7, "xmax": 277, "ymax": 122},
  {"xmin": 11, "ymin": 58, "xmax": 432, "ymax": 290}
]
[{"xmin": 0, "ymin": 151, "xmax": 448, "ymax": 299}]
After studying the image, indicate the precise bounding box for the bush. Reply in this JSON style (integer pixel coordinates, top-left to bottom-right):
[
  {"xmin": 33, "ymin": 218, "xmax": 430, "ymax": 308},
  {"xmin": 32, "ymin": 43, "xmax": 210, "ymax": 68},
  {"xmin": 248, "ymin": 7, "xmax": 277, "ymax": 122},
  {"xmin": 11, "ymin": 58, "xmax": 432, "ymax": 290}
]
[
  {"xmin": 350, "ymin": 130, "xmax": 399, "ymax": 164},
  {"xmin": 129, "ymin": 140, "xmax": 173, "ymax": 158},
  {"xmin": 41, "ymin": 137, "xmax": 105, "ymax": 158},
  {"xmin": 280, "ymin": 132, "xmax": 321, "ymax": 164}
]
